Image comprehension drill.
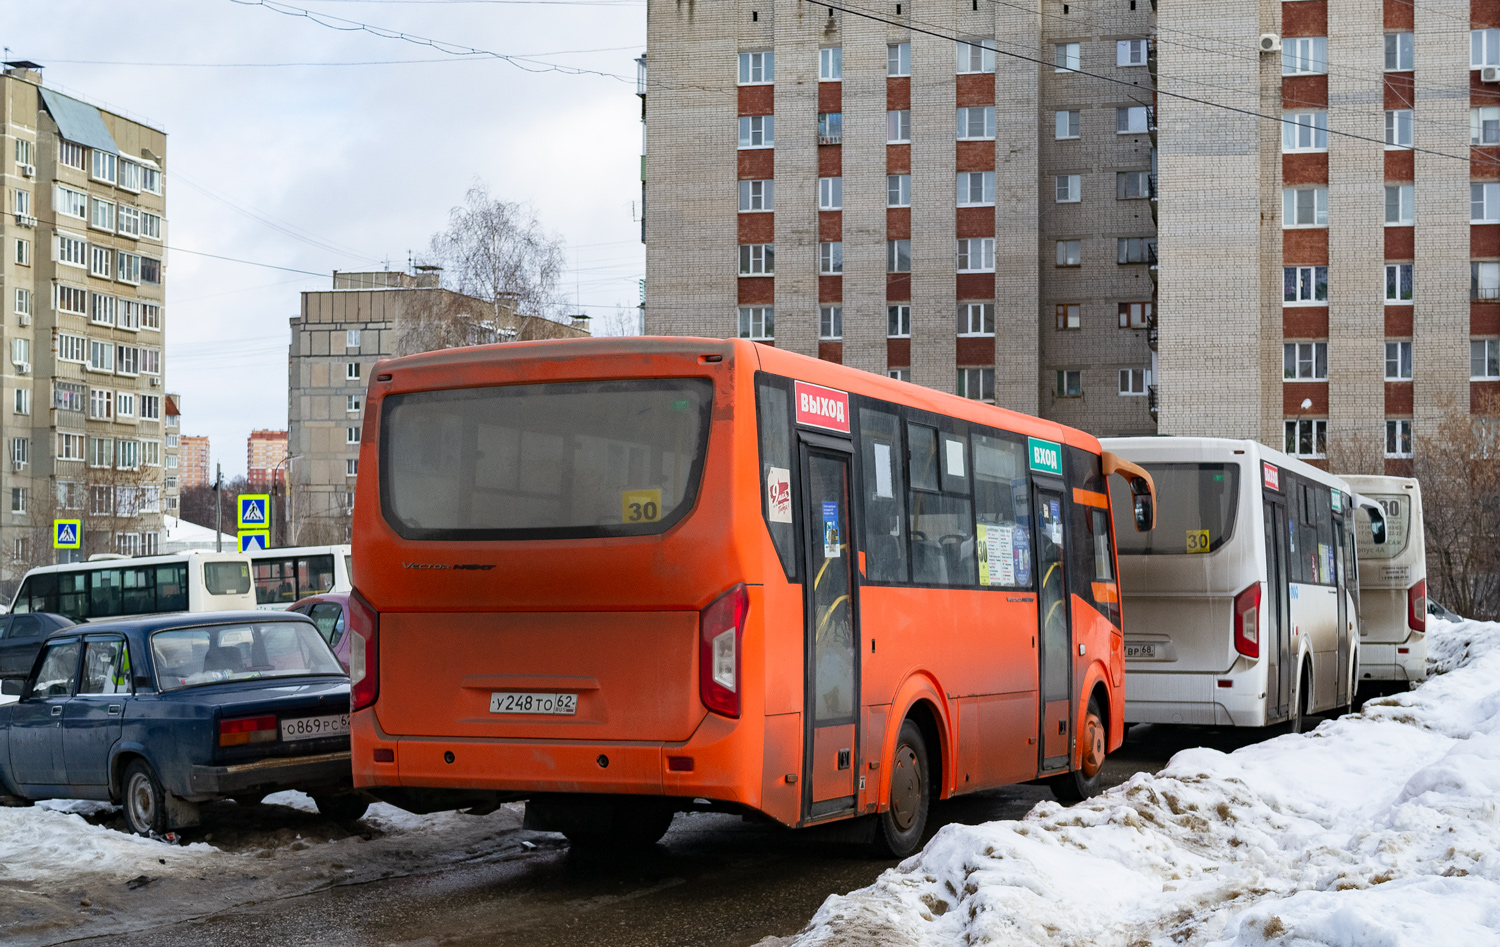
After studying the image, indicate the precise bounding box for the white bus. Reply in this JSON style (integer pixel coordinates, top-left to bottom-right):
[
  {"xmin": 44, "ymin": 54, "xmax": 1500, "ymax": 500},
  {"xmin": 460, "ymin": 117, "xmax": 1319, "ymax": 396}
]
[
  {"xmin": 1342, "ymin": 475, "xmax": 1426, "ymax": 691},
  {"xmin": 7, "ymin": 552, "xmax": 257, "ymax": 623},
  {"xmin": 1102, "ymin": 437, "xmax": 1382, "ymax": 730},
  {"xmin": 245, "ymin": 545, "xmax": 352, "ymax": 609}
]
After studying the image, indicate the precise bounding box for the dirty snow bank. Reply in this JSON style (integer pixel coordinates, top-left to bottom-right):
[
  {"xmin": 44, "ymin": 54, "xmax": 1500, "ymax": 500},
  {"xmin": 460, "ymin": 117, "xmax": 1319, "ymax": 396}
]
[
  {"xmin": 0, "ymin": 803, "xmax": 216, "ymax": 883},
  {"xmin": 789, "ymin": 617, "xmax": 1500, "ymax": 947}
]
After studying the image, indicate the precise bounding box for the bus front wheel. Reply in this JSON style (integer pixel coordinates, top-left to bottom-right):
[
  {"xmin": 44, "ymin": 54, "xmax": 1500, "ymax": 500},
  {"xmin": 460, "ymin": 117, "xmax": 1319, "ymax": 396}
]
[
  {"xmin": 873, "ymin": 719, "xmax": 930, "ymax": 859},
  {"xmin": 1050, "ymin": 696, "xmax": 1107, "ymax": 803}
]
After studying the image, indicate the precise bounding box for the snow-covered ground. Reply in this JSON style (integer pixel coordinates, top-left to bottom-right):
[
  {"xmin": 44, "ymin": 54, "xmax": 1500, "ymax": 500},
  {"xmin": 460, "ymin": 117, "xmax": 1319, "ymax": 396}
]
[{"xmin": 781, "ymin": 617, "xmax": 1500, "ymax": 947}]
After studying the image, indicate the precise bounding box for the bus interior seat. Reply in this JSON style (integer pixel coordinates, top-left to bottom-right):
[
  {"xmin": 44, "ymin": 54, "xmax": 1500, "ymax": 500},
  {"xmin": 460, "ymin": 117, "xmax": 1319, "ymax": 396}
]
[
  {"xmin": 203, "ymin": 646, "xmax": 244, "ymax": 674},
  {"xmin": 911, "ymin": 540, "xmax": 948, "ymax": 584}
]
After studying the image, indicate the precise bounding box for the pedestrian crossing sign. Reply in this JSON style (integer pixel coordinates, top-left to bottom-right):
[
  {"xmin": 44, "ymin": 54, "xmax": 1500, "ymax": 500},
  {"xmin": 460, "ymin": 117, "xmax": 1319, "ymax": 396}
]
[
  {"xmin": 238, "ymin": 494, "xmax": 270, "ymax": 530},
  {"xmin": 238, "ymin": 531, "xmax": 269, "ymax": 552},
  {"xmin": 53, "ymin": 519, "xmax": 81, "ymax": 550}
]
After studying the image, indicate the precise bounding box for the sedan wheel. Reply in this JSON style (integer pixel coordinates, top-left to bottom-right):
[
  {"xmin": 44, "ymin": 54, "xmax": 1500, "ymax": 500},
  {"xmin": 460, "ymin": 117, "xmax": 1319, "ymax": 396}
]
[{"xmin": 122, "ymin": 760, "xmax": 168, "ymax": 837}]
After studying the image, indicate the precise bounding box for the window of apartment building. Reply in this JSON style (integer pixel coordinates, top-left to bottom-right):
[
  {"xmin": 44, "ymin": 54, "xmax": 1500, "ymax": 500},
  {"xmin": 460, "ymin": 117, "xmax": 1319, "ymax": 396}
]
[
  {"xmin": 1055, "ymin": 174, "xmax": 1081, "ymax": 203},
  {"xmin": 118, "ymin": 205, "xmax": 141, "ymax": 238},
  {"xmin": 1054, "ymin": 43, "xmax": 1081, "ymax": 72},
  {"xmin": 1057, "ymin": 240, "xmax": 1081, "ymax": 266},
  {"xmin": 1474, "ymin": 29, "xmax": 1500, "ymax": 69},
  {"xmin": 1473, "ymin": 339, "xmax": 1500, "ymax": 378},
  {"xmin": 118, "ymin": 300, "xmax": 141, "ymax": 330},
  {"xmin": 957, "ymin": 238, "xmax": 995, "ymax": 272},
  {"xmin": 1385, "ymin": 419, "xmax": 1413, "ymax": 458},
  {"xmin": 1117, "ymin": 39, "xmax": 1148, "ymax": 67},
  {"xmin": 140, "ymin": 394, "xmax": 160, "ymax": 421},
  {"xmin": 15, "ymin": 138, "xmax": 32, "ymax": 168},
  {"xmin": 959, "ymin": 171, "xmax": 995, "ymax": 205},
  {"xmin": 116, "ymin": 392, "xmax": 136, "ymax": 419},
  {"xmin": 1117, "ymin": 171, "xmax": 1150, "ymax": 199},
  {"xmin": 817, "ymin": 112, "xmax": 843, "ymax": 143},
  {"xmin": 1385, "ymin": 110, "xmax": 1413, "ymax": 148},
  {"xmin": 1474, "ymin": 183, "xmax": 1500, "ymax": 223},
  {"xmin": 958, "ymin": 40, "xmax": 997, "ymax": 74},
  {"xmin": 738, "ymin": 115, "xmax": 774, "ymax": 149},
  {"xmin": 143, "ymin": 440, "xmax": 161, "ymax": 466},
  {"xmin": 1283, "ymin": 37, "xmax": 1328, "ymax": 75},
  {"xmin": 1119, "ymin": 368, "xmax": 1149, "ymax": 395},
  {"xmin": 89, "ymin": 483, "xmax": 112, "ymax": 514},
  {"xmin": 820, "ymin": 47, "xmax": 842, "ymax": 81},
  {"xmin": 887, "ymin": 174, "xmax": 911, "ymax": 207},
  {"xmin": 141, "ymin": 256, "xmax": 162, "ymax": 285},
  {"xmin": 10, "ymin": 339, "xmax": 27, "ymax": 373},
  {"xmin": 888, "ymin": 239, "xmax": 912, "ymax": 272},
  {"xmin": 1385, "ymin": 263, "xmax": 1414, "ymax": 304},
  {"xmin": 89, "ymin": 245, "xmax": 112, "ymax": 279},
  {"xmin": 738, "ymin": 306, "xmax": 774, "ymax": 340},
  {"xmin": 56, "ymin": 286, "xmax": 86, "ymax": 316},
  {"xmin": 13, "ymin": 388, "xmax": 28, "ymax": 417},
  {"xmin": 165, "ymin": 432, "xmax": 179, "ymax": 447},
  {"xmin": 116, "ymin": 251, "xmax": 141, "ymax": 285},
  {"xmin": 58, "ymin": 140, "xmax": 84, "ymax": 171},
  {"xmin": 91, "ymin": 293, "xmax": 116, "ymax": 326},
  {"xmin": 1056, "ymin": 370, "xmax": 1083, "ymax": 397},
  {"xmin": 1385, "ymin": 340, "xmax": 1413, "ymax": 380},
  {"xmin": 1284, "ymin": 341, "xmax": 1328, "ymax": 380},
  {"xmin": 13, "ymin": 239, "xmax": 27, "ymax": 267},
  {"xmin": 1117, "ymin": 237, "xmax": 1156, "ymax": 264},
  {"xmin": 345, "ymin": 328, "xmax": 361, "ymax": 348},
  {"xmin": 738, "ymin": 50, "xmax": 774, "ymax": 85},
  {"xmin": 958, "ymin": 302, "xmax": 996, "ymax": 336},
  {"xmin": 1056, "ymin": 304, "xmax": 1081, "ymax": 330},
  {"xmin": 1285, "ymin": 265, "xmax": 1329, "ymax": 304},
  {"xmin": 888, "ymin": 43, "xmax": 911, "ymax": 77},
  {"xmin": 1055, "ymin": 110, "xmax": 1081, "ymax": 140},
  {"xmin": 1285, "ymin": 419, "xmax": 1328, "ymax": 458},
  {"xmin": 92, "ymin": 150, "xmax": 116, "ymax": 184},
  {"xmin": 119, "ymin": 159, "xmax": 142, "ymax": 193},
  {"xmin": 11, "ymin": 487, "xmax": 25, "ymax": 514},
  {"xmin": 819, "ymin": 241, "xmax": 843, "ymax": 274},
  {"xmin": 142, "ymin": 303, "xmax": 161, "ymax": 331},
  {"xmin": 957, "ymin": 367, "xmax": 995, "ymax": 402},
  {"xmin": 346, "ymin": 426, "xmax": 361, "ymax": 445},
  {"xmin": 955, "ymin": 106, "xmax": 995, "ymax": 140},
  {"xmin": 11, "ymin": 438, "xmax": 29, "ymax": 470},
  {"xmin": 57, "ymin": 433, "xmax": 84, "ymax": 462},
  {"xmin": 140, "ymin": 211, "xmax": 161, "ymax": 241},
  {"xmin": 1386, "ymin": 184, "xmax": 1414, "ymax": 225},
  {"xmin": 55, "ymin": 232, "xmax": 86, "ymax": 268},
  {"xmin": 14, "ymin": 288, "xmax": 29, "ymax": 318},
  {"xmin": 740, "ymin": 179, "xmax": 774, "ymax": 212},
  {"xmin": 58, "ymin": 335, "xmax": 86, "ymax": 365},
  {"xmin": 1116, "ymin": 107, "xmax": 1149, "ymax": 134},
  {"xmin": 888, "ymin": 368, "xmax": 909, "ymax": 381},
  {"xmin": 116, "ymin": 345, "xmax": 140, "ymax": 376},
  {"xmin": 11, "ymin": 188, "xmax": 28, "ymax": 219},
  {"xmin": 116, "ymin": 439, "xmax": 140, "ymax": 470},
  {"xmin": 347, "ymin": 459, "xmax": 359, "ymax": 477},
  {"xmin": 740, "ymin": 243, "xmax": 774, "ymax": 275},
  {"xmin": 819, "ymin": 305, "xmax": 842, "ymax": 340},
  {"xmin": 54, "ymin": 184, "xmax": 86, "ymax": 218},
  {"xmin": 1120, "ymin": 302, "xmax": 1152, "ymax": 328},
  {"xmin": 819, "ymin": 176, "xmax": 842, "ymax": 210},
  {"xmin": 90, "ymin": 197, "xmax": 114, "ymax": 231},
  {"xmin": 347, "ymin": 394, "xmax": 362, "ymax": 413},
  {"xmin": 1475, "ymin": 107, "xmax": 1500, "ymax": 145},
  {"xmin": 888, "ymin": 305, "xmax": 911, "ymax": 338},
  {"xmin": 887, "ymin": 110, "xmax": 912, "ymax": 143},
  {"xmin": 1385, "ymin": 32, "xmax": 1414, "ymax": 71},
  {"xmin": 88, "ymin": 388, "xmax": 113, "ymax": 420},
  {"xmin": 1283, "ymin": 187, "xmax": 1328, "ymax": 227},
  {"xmin": 346, "ymin": 361, "xmax": 362, "ymax": 381},
  {"xmin": 1473, "ymin": 262, "xmax": 1500, "ymax": 300},
  {"xmin": 1283, "ymin": 112, "xmax": 1328, "ymax": 152},
  {"xmin": 142, "ymin": 347, "xmax": 160, "ymax": 375},
  {"xmin": 142, "ymin": 165, "xmax": 162, "ymax": 195}
]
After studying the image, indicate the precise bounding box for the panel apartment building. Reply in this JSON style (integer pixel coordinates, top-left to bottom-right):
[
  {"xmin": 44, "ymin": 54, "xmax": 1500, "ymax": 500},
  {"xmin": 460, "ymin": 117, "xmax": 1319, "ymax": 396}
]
[
  {"xmin": 641, "ymin": 1, "xmax": 1158, "ymax": 434},
  {"xmin": 1, "ymin": 63, "xmax": 168, "ymax": 571},
  {"xmin": 1157, "ymin": 0, "xmax": 1498, "ymax": 473}
]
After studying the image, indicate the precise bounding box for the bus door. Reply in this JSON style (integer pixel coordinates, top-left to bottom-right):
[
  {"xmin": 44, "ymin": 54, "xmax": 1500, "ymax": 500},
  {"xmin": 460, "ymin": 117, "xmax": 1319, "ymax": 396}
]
[
  {"xmin": 799, "ymin": 438, "xmax": 860, "ymax": 821},
  {"xmin": 1263, "ymin": 494, "xmax": 1293, "ymax": 719},
  {"xmin": 1034, "ymin": 482, "xmax": 1072, "ymax": 773},
  {"xmin": 1332, "ymin": 499, "xmax": 1351, "ymax": 707}
]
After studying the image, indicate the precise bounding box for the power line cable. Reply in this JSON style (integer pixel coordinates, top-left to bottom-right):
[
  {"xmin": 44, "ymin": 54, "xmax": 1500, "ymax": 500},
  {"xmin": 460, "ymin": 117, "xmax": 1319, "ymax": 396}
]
[{"xmin": 43, "ymin": 45, "xmax": 642, "ymax": 67}]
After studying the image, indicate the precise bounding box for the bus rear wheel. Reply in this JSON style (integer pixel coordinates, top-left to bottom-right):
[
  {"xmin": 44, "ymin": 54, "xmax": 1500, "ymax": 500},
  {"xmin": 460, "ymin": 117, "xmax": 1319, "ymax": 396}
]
[
  {"xmin": 873, "ymin": 719, "xmax": 930, "ymax": 859},
  {"xmin": 1050, "ymin": 696, "xmax": 1107, "ymax": 803},
  {"xmin": 1290, "ymin": 665, "xmax": 1313, "ymax": 734}
]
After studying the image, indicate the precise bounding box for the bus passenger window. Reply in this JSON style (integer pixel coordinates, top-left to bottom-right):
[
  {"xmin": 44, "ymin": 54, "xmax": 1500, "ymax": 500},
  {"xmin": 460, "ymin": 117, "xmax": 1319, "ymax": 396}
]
[
  {"xmin": 1313, "ymin": 487, "xmax": 1335, "ymax": 585},
  {"xmin": 756, "ymin": 382, "xmax": 798, "ymax": 579},
  {"xmin": 908, "ymin": 424, "xmax": 939, "ymax": 491},
  {"xmin": 858, "ymin": 408, "xmax": 908, "ymax": 582},
  {"xmin": 908, "ymin": 423, "xmax": 975, "ymax": 586},
  {"xmin": 156, "ymin": 564, "xmax": 187, "ymax": 612},
  {"xmin": 973, "ymin": 434, "xmax": 1030, "ymax": 588}
]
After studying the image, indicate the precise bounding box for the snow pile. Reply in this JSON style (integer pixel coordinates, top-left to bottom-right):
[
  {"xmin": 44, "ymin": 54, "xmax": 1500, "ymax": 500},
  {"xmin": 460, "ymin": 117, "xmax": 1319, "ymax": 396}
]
[
  {"xmin": 789, "ymin": 616, "xmax": 1500, "ymax": 947},
  {"xmin": 0, "ymin": 802, "xmax": 216, "ymax": 883}
]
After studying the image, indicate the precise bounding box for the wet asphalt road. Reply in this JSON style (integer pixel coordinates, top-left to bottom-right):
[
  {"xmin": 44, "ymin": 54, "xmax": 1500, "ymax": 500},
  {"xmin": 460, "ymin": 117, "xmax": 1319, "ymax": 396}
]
[{"xmin": 70, "ymin": 724, "xmax": 1274, "ymax": 947}]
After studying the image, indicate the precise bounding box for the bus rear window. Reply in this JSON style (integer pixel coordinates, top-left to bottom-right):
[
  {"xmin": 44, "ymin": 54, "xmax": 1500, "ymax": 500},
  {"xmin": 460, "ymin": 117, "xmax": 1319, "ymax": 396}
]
[
  {"xmin": 204, "ymin": 561, "xmax": 252, "ymax": 596},
  {"xmin": 380, "ymin": 378, "xmax": 714, "ymax": 540},
  {"xmin": 1112, "ymin": 463, "xmax": 1239, "ymax": 555}
]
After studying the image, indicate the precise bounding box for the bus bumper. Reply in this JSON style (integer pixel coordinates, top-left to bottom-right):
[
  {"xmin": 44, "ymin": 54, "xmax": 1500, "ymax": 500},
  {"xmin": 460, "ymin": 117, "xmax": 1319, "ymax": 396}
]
[
  {"xmin": 1123, "ymin": 665, "xmax": 1271, "ymax": 727},
  {"xmin": 1358, "ymin": 633, "xmax": 1427, "ymax": 684}
]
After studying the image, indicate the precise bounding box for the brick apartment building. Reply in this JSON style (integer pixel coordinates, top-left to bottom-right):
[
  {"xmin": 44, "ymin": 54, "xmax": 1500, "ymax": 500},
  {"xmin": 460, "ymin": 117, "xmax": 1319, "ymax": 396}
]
[
  {"xmin": 641, "ymin": 1, "xmax": 1158, "ymax": 434},
  {"xmin": 178, "ymin": 435, "xmax": 210, "ymax": 489},
  {"xmin": 246, "ymin": 428, "xmax": 288, "ymax": 486}
]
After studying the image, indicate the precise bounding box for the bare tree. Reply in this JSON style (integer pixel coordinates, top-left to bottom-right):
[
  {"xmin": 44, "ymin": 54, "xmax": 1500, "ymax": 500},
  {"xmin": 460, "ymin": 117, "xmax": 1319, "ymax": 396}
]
[
  {"xmin": 1325, "ymin": 422, "xmax": 1385, "ymax": 477},
  {"xmin": 1410, "ymin": 390, "xmax": 1500, "ymax": 620}
]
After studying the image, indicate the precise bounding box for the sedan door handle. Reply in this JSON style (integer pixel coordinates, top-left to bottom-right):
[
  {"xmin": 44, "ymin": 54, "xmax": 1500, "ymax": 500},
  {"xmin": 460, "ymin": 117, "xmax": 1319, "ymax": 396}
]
[
  {"xmin": 107, "ymin": 705, "xmax": 122, "ymax": 716},
  {"xmin": 50, "ymin": 705, "xmax": 63, "ymax": 717}
]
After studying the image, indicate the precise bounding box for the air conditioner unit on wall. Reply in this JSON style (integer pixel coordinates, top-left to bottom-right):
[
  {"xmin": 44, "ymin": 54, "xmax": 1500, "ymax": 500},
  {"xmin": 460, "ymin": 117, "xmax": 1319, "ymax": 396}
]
[
  {"xmin": 17, "ymin": 314, "xmax": 30, "ymax": 327},
  {"xmin": 149, "ymin": 377, "xmax": 160, "ymax": 387},
  {"xmin": 20, "ymin": 164, "xmax": 34, "ymax": 178},
  {"xmin": 1260, "ymin": 33, "xmax": 1281, "ymax": 53},
  {"xmin": 1484, "ymin": 66, "xmax": 1500, "ymax": 83}
]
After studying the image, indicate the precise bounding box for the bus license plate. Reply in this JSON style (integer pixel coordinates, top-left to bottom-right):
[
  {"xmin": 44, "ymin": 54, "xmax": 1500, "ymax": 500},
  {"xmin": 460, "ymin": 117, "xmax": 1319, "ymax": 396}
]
[
  {"xmin": 281, "ymin": 714, "xmax": 350, "ymax": 741},
  {"xmin": 1125, "ymin": 642, "xmax": 1158, "ymax": 660},
  {"xmin": 489, "ymin": 692, "xmax": 578, "ymax": 715}
]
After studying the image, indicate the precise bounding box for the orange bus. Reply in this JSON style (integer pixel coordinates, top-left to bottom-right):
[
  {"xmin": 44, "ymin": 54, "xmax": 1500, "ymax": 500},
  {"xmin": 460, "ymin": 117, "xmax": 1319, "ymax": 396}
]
[{"xmin": 347, "ymin": 338, "xmax": 1155, "ymax": 855}]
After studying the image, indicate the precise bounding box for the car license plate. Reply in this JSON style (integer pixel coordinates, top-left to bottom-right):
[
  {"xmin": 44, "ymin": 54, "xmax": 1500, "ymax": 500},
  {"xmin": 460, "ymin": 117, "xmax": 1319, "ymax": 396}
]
[
  {"xmin": 1125, "ymin": 642, "xmax": 1158, "ymax": 659},
  {"xmin": 489, "ymin": 692, "xmax": 578, "ymax": 715},
  {"xmin": 281, "ymin": 714, "xmax": 350, "ymax": 741}
]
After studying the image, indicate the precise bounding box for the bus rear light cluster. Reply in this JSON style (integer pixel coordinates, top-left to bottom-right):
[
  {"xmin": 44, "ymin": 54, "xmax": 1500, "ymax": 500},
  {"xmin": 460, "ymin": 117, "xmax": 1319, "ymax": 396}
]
[
  {"xmin": 1233, "ymin": 583, "xmax": 1261, "ymax": 659},
  {"xmin": 700, "ymin": 584, "xmax": 749, "ymax": 719},
  {"xmin": 349, "ymin": 588, "xmax": 381, "ymax": 712},
  {"xmin": 1408, "ymin": 579, "xmax": 1427, "ymax": 633}
]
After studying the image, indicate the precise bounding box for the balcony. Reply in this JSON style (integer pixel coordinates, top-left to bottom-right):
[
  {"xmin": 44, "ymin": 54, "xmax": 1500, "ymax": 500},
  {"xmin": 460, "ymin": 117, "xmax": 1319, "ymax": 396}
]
[
  {"xmin": 817, "ymin": 133, "xmax": 843, "ymax": 145},
  {"xmin": 1148, "ymin": 384, "xmax": 1159, "ymax": 420},
  {"xmin": 636, "ymin": 55, "xmax": 646, "ymax": 97}
]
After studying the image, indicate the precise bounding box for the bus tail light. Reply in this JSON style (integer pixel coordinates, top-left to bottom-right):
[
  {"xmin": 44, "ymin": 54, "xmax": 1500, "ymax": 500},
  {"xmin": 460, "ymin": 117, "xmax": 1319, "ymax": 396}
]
[
  {"xmin": 1408, "ymin": 579, "xmax": 1427, "ymax": 633},
  {"xmin": 1233, "ymin": 583, "xmax": 1261, "ymax": 659},
  {"xmin": 349, "ymin": 588, "xmax": 380, "ymax": 712},
  {"xmin": 220, "ymin": 715, "xmax": 278, "ymax": 747},
  {"xmin": 700, "ymin": 584, "xmax": 749, "ymax": 719}
]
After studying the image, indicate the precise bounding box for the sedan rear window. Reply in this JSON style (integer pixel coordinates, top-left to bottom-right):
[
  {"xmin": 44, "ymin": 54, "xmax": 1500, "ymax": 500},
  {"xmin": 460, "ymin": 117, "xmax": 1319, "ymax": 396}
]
[{"xmin": 152, "ymin": 622, "xmax": 343, "ymax": 691}]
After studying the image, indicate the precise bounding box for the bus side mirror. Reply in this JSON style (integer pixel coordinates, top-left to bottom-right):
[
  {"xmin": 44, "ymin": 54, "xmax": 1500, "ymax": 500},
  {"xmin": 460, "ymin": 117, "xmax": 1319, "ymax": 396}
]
[
  {"xmin": 1132, "ymin": 479, "xmax": 1155, "ymax": 533},
  {"xmin": 1367, "ymin": 506, "xmax": 1386, "ymax": 545}
]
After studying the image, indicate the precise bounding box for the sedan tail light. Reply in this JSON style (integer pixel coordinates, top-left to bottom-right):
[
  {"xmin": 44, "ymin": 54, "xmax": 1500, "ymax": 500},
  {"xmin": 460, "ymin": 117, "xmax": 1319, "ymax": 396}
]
[
  {"xmin": 1233, "ymin": 583, "xmax": 1261, "ymax": 659},
  {"xmin": 220, "ymin": 715, "xmax": 278, "ymax": 747},
  {"xmin": 1408, "ymin": 579, "xmax": 1427, "ymax": 633},
  {"xmin": 700, "ymin": 584, "xmax": 749, "ymax": 719},
  {"xmin": 348, "ymin": 588, "xmax": 380, "ymax": 712}
]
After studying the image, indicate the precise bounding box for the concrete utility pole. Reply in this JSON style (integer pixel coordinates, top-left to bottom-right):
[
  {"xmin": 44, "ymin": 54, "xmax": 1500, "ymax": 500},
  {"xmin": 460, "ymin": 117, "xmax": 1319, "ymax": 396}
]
[{"xmin": 214, "ymin": 464, "xmax": 223, "ymax": 553}]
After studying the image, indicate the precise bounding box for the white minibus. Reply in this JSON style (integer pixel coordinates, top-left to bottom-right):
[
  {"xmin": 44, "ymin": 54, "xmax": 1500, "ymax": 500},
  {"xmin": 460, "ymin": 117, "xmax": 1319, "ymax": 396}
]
[
  {"xmin": 1102, "ymin": 437, "xmax": 1382, "ymax": 730},
  {"xmin": 1341, "ymin": 475, "xmax": 1426, "ymax": 690},
  {"xmin": 8, "ymin": 552, "xmax": 257, "ymax": 622},
  {"xmin": 245, "ymin": 544, "xmax": 352, "ymax": 609}
]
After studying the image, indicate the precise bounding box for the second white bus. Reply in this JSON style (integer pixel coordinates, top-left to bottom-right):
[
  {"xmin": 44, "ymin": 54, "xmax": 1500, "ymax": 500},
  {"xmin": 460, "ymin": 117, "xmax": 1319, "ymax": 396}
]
[
  {"xmin": 8, "ymin": 552, "xmax": 257, "ymax": 623},
  {"xmin": 1342, "ymin": 475, "xmax": 1426, "ymax": 691},
  {"xmin": 246, "ymin": 545, "xmax": 352, "ymax": 609}
]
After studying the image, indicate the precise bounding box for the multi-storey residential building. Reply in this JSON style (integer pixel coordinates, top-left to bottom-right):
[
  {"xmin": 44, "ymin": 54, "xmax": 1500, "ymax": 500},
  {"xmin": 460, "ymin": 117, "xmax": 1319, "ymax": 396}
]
[
  {"xmin": 641, "ymin": 2, "xmax": 1157, "ymax": 434},
  {"xmin": 163, "ymin": 392, "xmax": 180, "ymax": 513},
  {"xmin": 1, "ymin": 62, "xmax": 167, "ymax": 570},
  {"xmin": 287, "ymin": 269, "xmax": 590, "ymax": 543},
  {"xmin": 246, "ymin": 428, "xmax": 288, "ymax": 486},
  {"xmin": 178, "ymin": 435, "xmax": 210, "ymax": 489},
  {"xmin": 1155, "ymin": 0, "xmax": 1485, "ymax": 475}
]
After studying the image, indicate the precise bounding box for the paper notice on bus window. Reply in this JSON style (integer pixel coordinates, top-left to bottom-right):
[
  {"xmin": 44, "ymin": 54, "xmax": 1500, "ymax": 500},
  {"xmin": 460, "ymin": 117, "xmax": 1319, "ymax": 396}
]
[
  {"xmin": 822, "ymin": 502, "xmax": 840, "ymax": 558},
  {"xmin": 621, "ymin": 489, "xmax": 662, "ymax": 524},
  {"xmin": 1186, "ymin": 529, "xmax": 1210, "ymax": 554},
  {"xmin": 945, "ymin": 438, "xmax": 966, "ymax": 478},
  {"xmin": 767, "ymin": 467, "xmax": 792, "ymax": 523},
  {"xmin": 977, "ymin": 524, "xmax": 1015, "ymax": 587},
  {"xmin": 873, "ymin": 443, "xmax": 893, "ymax": 498}
]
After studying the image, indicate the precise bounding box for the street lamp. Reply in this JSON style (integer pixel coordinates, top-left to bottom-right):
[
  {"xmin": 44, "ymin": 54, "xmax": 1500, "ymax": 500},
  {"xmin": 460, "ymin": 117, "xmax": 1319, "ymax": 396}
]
[{"xmin": 271, "ymin": 453, "xmax": 300, "ymax": 547}]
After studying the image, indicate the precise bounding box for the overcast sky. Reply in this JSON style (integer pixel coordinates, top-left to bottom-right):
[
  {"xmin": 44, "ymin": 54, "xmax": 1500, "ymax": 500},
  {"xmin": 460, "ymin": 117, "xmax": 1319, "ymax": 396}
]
[{"xmin": 10, "ymin": 0, "xmax": 646, "ymax": 477}]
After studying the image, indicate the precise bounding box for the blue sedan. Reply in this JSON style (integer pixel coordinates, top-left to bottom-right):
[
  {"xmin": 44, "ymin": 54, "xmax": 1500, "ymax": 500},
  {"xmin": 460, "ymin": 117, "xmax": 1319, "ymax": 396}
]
[{"xmin": 0, "ymin": 611, "xmax": 365, "ymax": 836}]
